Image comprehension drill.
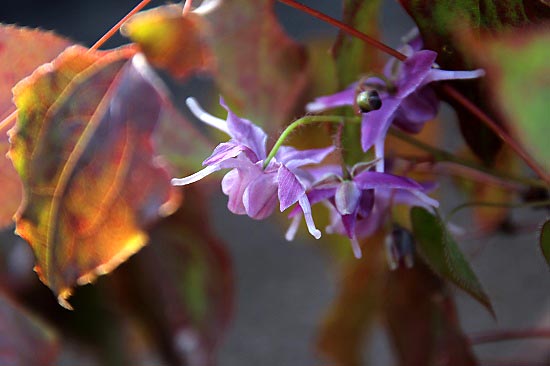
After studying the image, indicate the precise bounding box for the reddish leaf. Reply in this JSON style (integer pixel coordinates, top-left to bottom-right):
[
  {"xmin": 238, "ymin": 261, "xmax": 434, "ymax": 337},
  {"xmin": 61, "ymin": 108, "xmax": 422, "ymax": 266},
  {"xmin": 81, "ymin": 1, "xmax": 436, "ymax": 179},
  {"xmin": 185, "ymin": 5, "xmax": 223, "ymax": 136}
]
[
  {"xmin": 121, "ymin": 4, "xmax": 214, "ymax": 80},
  {"xmin": 0, "ymin": 25, "xmax": 72, "ymax": 229},
  {"xmin": 384, "ymin": 261, "xmax": 478, "ymax": 366},
  {"xmin": 9, "ymin": 45, "xmax": 179, "ymax": 308},
  {"xmin": 398, "ymin": 0, "xmax": 550, "ymax": 164},
  {"xmin": 111, "ymin": 186, "xmax": 233, "ymax": 366},
  {"xmin": 202, "ymin": 0, "xmax": 309, "ymax": 132},
  {"xmin": 0, "ymin": 291, "xmax": 59, "ymax": 366}
]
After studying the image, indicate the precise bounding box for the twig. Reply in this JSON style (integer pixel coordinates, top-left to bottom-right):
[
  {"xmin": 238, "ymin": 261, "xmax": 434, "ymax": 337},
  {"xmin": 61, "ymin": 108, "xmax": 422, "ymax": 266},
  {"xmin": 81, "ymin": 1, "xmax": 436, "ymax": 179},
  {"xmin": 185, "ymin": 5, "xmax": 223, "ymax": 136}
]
[{"xmin": 90, "ymin": 0, "xmax": 153, "ymax": 51}]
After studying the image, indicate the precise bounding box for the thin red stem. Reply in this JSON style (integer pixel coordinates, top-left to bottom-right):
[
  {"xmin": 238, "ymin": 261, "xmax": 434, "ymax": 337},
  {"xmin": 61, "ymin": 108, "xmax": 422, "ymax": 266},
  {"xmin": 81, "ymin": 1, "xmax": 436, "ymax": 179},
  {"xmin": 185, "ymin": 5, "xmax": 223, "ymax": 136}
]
[
  {"xmin": 182, "ymin": 0, "xmax": 193, "ymax": 16},
  {"xmin": 0, "ymin": 110, "xmax": 17, "ymax": 134},
  {"xmin": 277, "ymin": 0, "xmax": 406, "ymax": 61},
  {"xmin": 276, "ymin": 0, "xmax": 549, "ymax": 184},
  {"xmin": 470, "ymin": 328, "xmax": 550, "ymax": 345},
  {"xmin": 90, "ymin": 0, "xmax": 153, "ymax": 51}
]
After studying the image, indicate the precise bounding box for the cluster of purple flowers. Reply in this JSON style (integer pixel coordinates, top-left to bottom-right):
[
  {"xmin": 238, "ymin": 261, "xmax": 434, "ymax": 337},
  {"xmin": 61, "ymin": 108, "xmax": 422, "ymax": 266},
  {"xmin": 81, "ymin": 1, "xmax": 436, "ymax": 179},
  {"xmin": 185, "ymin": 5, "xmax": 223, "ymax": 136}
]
[{"xmin": 172, "ymin": 32, "xmax": 484, "ymax": 258}]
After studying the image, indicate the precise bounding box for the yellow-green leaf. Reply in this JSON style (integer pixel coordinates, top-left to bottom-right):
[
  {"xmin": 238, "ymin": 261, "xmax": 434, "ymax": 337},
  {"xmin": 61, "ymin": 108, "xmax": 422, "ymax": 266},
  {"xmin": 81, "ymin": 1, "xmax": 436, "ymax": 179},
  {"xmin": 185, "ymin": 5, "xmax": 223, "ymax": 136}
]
[{"xmin": 9, "ymin": 46, "xmax": 179, "ymax": 308}]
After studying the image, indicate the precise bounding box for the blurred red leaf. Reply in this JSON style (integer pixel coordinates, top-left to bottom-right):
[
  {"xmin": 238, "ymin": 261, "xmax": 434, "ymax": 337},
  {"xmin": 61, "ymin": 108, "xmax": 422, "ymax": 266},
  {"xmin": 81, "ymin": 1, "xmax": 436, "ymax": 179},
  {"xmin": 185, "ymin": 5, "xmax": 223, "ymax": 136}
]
[
  {"xmin": 121, "ymin": 4, "xmax": 214, "ymax": 80},
  {"xmin": 398, "ymin": 0, "xmax": 550, "ymax": 165},
  {"xmin": 0, "ymin": 290, "xmax": 59, "ymax": 366},
  {"xmin": 111, "ymin": 186, "xmax": 233, "ymax": 366},
  {"xmin": 0, "ymin": 25, "xmax": 72, "ymax": 229},
  {"xmin": 316, "ymin": 233, "xmax": 387, "ymax": 365},
  {"xmin": 384, "ymin": 261, "xmax": 478, "ymax": 366},
  {"xmin": 202, "ymin": 0, "xmax": 309, "ymax": 132},
  {"xmin": 9, "ymin": 45, "xmax": 179, "ymax": 308}
]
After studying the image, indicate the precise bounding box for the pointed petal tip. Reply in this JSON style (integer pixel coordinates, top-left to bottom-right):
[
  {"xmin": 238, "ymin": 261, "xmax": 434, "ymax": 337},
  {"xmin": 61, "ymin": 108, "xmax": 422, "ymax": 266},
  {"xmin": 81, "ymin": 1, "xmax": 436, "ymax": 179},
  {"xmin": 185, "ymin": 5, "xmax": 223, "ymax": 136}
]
[{"xmin": 351, "ymin": 238, "xmax": 362, "ymax": 258}]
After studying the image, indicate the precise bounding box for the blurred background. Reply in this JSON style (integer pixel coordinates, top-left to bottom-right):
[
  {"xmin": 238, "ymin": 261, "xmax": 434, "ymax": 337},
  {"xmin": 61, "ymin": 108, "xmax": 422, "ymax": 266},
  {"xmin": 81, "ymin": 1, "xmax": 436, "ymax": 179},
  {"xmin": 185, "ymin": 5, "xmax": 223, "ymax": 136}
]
[{"xmin": 1, "ymin": 1, "xmax": 549, "ymax": 365}]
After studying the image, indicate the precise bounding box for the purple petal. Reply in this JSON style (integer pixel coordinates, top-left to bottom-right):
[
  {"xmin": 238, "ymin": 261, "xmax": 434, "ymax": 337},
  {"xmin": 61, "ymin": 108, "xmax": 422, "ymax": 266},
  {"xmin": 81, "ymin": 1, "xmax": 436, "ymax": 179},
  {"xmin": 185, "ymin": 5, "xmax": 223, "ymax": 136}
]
[
  {"xmin": 298, "ymin": 195, "xmax": 321, "ymax": 239},
  {"xmin": 243, "ymin": 172, "xmax": 278, "ymax": 219},
  {"xmin": 423, "ymin": 68, "xmax": 485, "ymax": 86},
  {"xmin": 171, "ymin": 165, "xmax": 220, "ymax": 186},
  {"xmin": 397, "ymin": 87, "xmax": 439, "ymax": 124},
  {"xmin": 277, "ymin": 165, "xmax": 306, "ymax": 211},
  {"xmin": 396, "ymin": 50, "xmax": 437, "ymax": 98},
  {"xmin": 203, "ymin": 142, "xmax": 246, "ymax": 166},
  {"xmin": 361, "ymin": 97, "xmax": 401, "ymax": 152},
  {"xmin": 341, "ymin": 214, "xmax": 358, "ymax": 241},
  {"xmin": 306, "ymin": 84, "xmax": 356, "ymax": 112},
  {"xmin": 277, "ymin": 145, "xmax": 335, "ymax": 170},
  {"xmin": 220, "ymin": 157, "xmax": 263, "ymax": 215},
  {"xmin": 219, "ymin": 96, "xmax": 267, "ymax": 159},
  {"xmin": 353, "ymin": 171, "xmax": 423, "ymax": 191},
  {"xmin": 335, "ymin": 181, "xmax": 361, "ymax": 215}
]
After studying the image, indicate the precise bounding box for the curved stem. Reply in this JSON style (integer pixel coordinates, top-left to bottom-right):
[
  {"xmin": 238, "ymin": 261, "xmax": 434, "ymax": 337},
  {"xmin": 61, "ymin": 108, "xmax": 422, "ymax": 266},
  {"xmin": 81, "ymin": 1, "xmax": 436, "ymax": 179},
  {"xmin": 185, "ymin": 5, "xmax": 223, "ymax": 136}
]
[
  {"xmin": 263, "ymin": 115, "xmax": 355, "ymax": 168},
  {"xmin": 388, "ymin": 127, "xmax": 547, "ymax": 189},
  {"xmin": 90, "ymin": 0, "xmax": 153, "ymax": 51},
  {"xmin": 182, "ymin": 0, "xmax": 193, "ymax": 15},
  {"xmin": 470, "ymin": 328, "xmax": 550, "ymax": 345},
  {"xmin": 276, "ymin": 0, "xmax": 549, "ymax": 184},
  {"xmin": 446, "ymin": 200, "xmax": 550, "ymax": 223}
]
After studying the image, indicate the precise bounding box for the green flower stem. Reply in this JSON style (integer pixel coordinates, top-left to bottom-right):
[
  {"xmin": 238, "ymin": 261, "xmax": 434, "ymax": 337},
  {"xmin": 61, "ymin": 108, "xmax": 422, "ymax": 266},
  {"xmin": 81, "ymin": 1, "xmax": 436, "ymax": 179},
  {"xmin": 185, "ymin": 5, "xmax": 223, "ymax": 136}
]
[
  {"xmin": 263, "ymin": 115, "xmax": 358, "ymax": 169},
  {"xmin": 446, "ymin": 200, "xmax": 550, "ymax": 224},
  {"xmin": 387, "ymin": 127, "xmax": 548, "ymax": 189}
]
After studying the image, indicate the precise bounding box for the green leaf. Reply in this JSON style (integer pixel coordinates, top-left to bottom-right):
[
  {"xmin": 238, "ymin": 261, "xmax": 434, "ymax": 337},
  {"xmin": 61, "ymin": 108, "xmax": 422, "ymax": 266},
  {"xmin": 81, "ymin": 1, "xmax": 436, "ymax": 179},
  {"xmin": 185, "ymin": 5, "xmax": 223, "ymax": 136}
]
[
  {"xmin": 410, "ymin": 207, "xmax": 494, "ymax": 316},
  {"xmin": 398, "ymin": 0, "xmax": 550, "ymax": 165},
  {"xmin": 540, "ymin": 220, "xmax": 550, "ymax": 268},
  {"xmin": 483, "ymin": 28, "xmax": 550, "ymax": 172}
]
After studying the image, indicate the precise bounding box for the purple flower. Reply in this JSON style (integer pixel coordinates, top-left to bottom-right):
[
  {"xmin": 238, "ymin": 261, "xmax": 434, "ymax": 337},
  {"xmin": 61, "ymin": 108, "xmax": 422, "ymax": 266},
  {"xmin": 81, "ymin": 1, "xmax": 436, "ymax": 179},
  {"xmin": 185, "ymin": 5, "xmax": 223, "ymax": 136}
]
[
  {"xmin": 286, "ymin": 162, "xmax": 438, "ymax": 258},
  {"xmin": 306, "ymin": 30, "xmax": 485, "ymax": 172},
  {"xmin": 171, "ymin": 97, "xmax": 334, "ymax": 239}
]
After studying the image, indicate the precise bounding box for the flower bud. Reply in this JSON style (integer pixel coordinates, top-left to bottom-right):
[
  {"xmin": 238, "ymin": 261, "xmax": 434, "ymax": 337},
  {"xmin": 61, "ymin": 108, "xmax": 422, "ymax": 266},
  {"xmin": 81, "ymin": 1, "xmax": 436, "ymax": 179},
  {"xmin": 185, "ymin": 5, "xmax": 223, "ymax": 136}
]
[{"xmin": 356, "ymin": 90, "xmax": 382, "ymax": 113}]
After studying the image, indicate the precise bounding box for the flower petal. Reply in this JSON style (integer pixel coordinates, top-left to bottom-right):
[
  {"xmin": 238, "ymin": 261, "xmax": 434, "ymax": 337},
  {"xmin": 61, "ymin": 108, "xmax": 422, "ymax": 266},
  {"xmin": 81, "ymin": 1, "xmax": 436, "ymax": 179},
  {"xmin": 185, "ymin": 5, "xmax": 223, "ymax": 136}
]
[
  {"xmin": 277, "ymin": 165, "xmax": 305, "ymax": 211},
  {"xmin": 171, "ymin": 164, "xmax": 220, "ymax": 186},
  {"xmin": 219, "ymin": 96, "xmax": 267, "ymax": 159},
  {"xmin": 396, "ymin": 50, "xmax": 437, "ymax": 98},
  {"xmin": 335, "ymin": 181, "xmax": 361, "ymax": 215},
  {"xmin": 361, "ymin": 96, "xmax": 401, "ymax": 152},
  {"xmin": 423, "ymin": 68, "xmax": 485, "ymax": 85},
  {"xmin": 186, "ymin": 97, "xmax": 229, "ymax": 134},
  {"xmin": 298, "ymin": 195, "xmax": 321, "ymax": 239},
  {"xmin": 306, "ymin": 84, "xmax": 356, "ymax": 112},
  {"xmin": 353, "ymin": 171, "xmax": 423, "ymax": 191},
  {"xmin": 203, "ymin": 142, "xmax": 246, "ymax": 166},
  {"xmin": 276, "ymin": 145, "xmax": 335, "ymax": 170},
  {"xmin": 243, "ymin": 172, "xmax": 278, "ymax": 219}
]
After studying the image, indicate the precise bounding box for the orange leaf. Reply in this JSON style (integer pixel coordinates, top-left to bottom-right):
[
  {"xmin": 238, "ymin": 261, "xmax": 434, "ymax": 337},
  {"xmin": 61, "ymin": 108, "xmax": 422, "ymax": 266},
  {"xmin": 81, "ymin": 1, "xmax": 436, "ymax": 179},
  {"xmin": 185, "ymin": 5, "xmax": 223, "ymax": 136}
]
[
  {"xmin": 121, "ymin": 4, "xmax": 213, "ymax": 80},
  {"xmin": 0, "ymin": 25, "xmax": 72, "ymax": 229},
  {"xmin": 9, "ymin": 45, "xmax": 179, "ymax": 308}
]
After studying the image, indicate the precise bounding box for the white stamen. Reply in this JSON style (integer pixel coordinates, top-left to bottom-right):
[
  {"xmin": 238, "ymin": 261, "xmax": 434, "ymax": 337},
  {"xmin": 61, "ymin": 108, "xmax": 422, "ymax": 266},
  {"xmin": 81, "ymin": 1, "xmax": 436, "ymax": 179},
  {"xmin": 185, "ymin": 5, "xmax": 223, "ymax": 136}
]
[
  {"xmin": 298, "ymin": 196, "xmax": 321, "ymax": 239},
  {"xmin": 186, "ymin": 97, "xmax": 230, "ymax": 134},
  {"xmin": 374, "ymin": 140, "xmax": 385, "ymax": 172},
  {"xmin": 305, "ymin": 101, "xmax": 327, "ymax": 112},
  {"xmin": 350, "ymin": 237, "xmax": 362, "ymax": 259},
  {"xmin": 285, "ymin": 214, "xmax": 301, "ymax": 241},
  {"xmin": 171, "ymin": 165, "xmax": 220, "ymax": 186},
  {"xmin": 193, "ymin": 0, "xmax": 222, "ymax": 14},
  {"xmin": 412, "ymin": 190, "xmax": 439, "ymax": 208}
]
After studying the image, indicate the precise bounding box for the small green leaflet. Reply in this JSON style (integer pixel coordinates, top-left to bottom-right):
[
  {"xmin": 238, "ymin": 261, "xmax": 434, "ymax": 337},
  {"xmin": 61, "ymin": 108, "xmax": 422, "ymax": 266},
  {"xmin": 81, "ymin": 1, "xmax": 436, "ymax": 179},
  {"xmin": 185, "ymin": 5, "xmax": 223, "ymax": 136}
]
[{"xmin": 411, "ymin": 207, "xmax": 494, "ymax": 316}]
